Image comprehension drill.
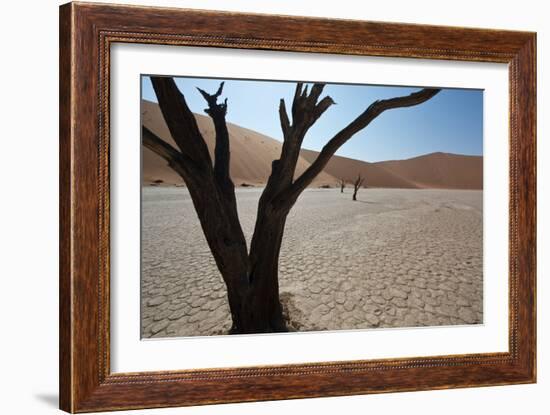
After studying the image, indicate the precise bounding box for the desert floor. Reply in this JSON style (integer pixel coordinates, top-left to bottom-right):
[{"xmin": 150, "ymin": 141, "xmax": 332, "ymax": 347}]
[{"xmin": 141, "ymin": 187, "xmax": 483, "ymax": 338}]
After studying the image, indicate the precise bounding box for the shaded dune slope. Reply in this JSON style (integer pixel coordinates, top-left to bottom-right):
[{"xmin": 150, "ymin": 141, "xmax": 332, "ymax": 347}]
[
  {"xmin": 376, "ymin": 153, "xmax": 482, "ymax": 189},
  {"xmin": 300, "ymin": 150, "xmax": 482, "ymax": 189},
  {"xmin": 142, "ymin": 100, "xmax": 336, "ymax": 186},
  {"xmin": 299, "ymin": 149, "xmax": 417, "ymax": 189}
]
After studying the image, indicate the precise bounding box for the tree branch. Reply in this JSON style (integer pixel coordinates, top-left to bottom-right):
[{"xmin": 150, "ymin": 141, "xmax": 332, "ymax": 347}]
[
  {"xmin": 142, "ymin": 126, "xmax": 182, "ymax": 162},
  {"xmin": 150, "ymin": 77, "xmax": 213, "ymax": 169},
  {"xmin": 141, "ymin": 126, "xmax": 199, "ymax": 183},
  {"xmin": 291, "ymin": 82, "xmax": 303, "ymax": 120},
  {"xmin": 279, "ymin": 99, "xmax": 291, "ymax": 139},
  {"xmin": 197, "ymin": 81, "xmax": 227, "ymax": 117},
  {"xmin": 277, "ymin": 88, "xmax": 441, "ymax": 207},
  {"xmin": 197, "ymin": 82, "xmax": 233, "ymax": 191},
  {"xmin": 265, "ymin": 83, "xmax": 335, "ymax": 194}
]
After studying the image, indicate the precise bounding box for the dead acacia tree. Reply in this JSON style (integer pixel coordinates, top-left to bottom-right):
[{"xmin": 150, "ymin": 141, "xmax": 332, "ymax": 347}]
[
  {"xmin": 352, "ymin": 174, "xmax": 365, "ymax": 201},
  {"xmin": 143, "ymin": 77, "xmax": 440, "ymax": 334},
  {"xmin": 340, "ymin": 178, "xmax": 346, "ymax": 193}
]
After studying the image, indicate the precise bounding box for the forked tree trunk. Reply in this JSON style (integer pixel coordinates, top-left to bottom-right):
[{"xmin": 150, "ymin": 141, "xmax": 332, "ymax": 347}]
[{"xmin": 143, "ymin": 77, "xmax": 440, "ymax": 334}]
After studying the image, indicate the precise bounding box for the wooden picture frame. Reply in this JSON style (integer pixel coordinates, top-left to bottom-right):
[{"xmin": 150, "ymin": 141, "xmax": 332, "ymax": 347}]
[{"xmin": 59, "ymin": 2, "xmax": 536, "ymax": 412}]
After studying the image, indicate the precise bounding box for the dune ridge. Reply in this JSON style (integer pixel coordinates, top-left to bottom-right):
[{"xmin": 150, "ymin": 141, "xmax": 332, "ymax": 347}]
[{"xmin": 142, "ymin": 100, "xmax": 482, "ymax": 190}]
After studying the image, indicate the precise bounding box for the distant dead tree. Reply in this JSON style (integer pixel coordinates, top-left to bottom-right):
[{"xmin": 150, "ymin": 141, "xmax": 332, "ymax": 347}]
[
  {"xmin": 352, "ymin": 174, "xmax": 365, "ymax": 201},
  {"xmin": 143, "ymin": 77, "xmax": 439, "ymax": 333},
  {"xmin": 340, "ymin": 178, "xmax": 346, "ymax": 193}
]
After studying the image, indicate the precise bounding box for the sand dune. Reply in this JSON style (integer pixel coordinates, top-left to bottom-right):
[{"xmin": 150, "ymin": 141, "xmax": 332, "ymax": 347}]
[
  {"xmin": 300, "ymin": 150, "xmax": 482, "ymax": 189},
  {"xmin": 376, "ymin": 153, "xmax": 482, "ymax": 189},
  {"xmin": 142, "ymin": 100, "xmax": 336, "ymax": 187},
  {"xmin": 299, "ymin": 149, "xmax": 417, "ymax": 189},
  {"xmin": 142, "ymin": 100, "xmax": 482, "ymax": 189}
]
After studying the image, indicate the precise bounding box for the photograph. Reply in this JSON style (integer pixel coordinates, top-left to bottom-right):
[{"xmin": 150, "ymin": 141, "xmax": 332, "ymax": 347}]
[{"xmin": 140, "ymin": 75, "xmax": 483, "ymax": 338}]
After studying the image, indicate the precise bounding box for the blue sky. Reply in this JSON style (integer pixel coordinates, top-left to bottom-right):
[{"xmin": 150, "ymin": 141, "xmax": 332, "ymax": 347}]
[{"xmin": 141, "ymin": 76, "xmax": 482, "ymax": 163}]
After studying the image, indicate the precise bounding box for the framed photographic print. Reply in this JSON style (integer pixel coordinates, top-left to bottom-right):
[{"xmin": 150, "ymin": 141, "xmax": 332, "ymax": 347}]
[{"xmin": 59, "ymin": 2, "xmax": 536, "ymax": 412}]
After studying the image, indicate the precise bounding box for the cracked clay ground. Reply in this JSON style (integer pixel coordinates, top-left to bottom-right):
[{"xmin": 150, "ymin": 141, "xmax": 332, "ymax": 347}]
[{"xmin": 141, "ymin": 187, "xmax": 483, "ymax": 338}]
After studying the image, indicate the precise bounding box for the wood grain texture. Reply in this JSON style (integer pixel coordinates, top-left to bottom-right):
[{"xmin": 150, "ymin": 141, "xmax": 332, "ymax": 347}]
[
  {"xmin": 59, "ymin": 2, "xmax": 536, "ymax": 412},
  {"xmin": 59, "ymin": 3, "xmax": 73, "ymax": 411}
]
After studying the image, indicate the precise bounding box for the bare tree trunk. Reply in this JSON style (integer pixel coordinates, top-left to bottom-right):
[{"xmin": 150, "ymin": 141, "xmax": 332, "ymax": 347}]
[
  {"xmin": 240, "ymin": 214, "xmax": 288, "ymax": 333},
  {"xmin": 352, "ymin": 174, "xmax": 365, "ymax": 201},
  {"xmin": 144, "ymin": 77, "xmax": 440, "ymax": 334}
]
